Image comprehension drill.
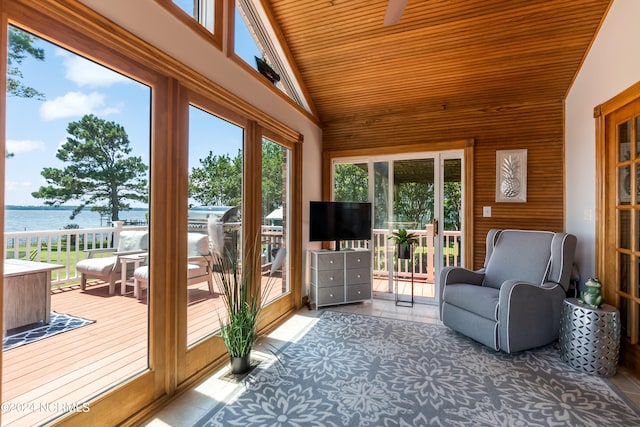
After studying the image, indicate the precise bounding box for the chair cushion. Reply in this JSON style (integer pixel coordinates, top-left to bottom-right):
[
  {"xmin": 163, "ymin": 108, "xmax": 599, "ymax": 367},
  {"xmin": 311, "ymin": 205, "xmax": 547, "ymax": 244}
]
[
  {"xmin": 133, "ymin": 266, "xmax": 149, "ymax": 281},
  {"xmin": 187, "ymin": 263, "xmax": 207, "ymax": 278},
  {"xmin": 188, "ymin": 233, "xmax": 210, "ymax": 257},
  {"xmin": 207, "ymin": 217, "xmax": 225, "ymax": 256},
  {"xmin": 117, "ymin": 231, "xmax": 149, "ymax": 252},
  {"xmin": 76, "ymin": 256, "xmax": 118, "ymax": 276},
  {"xmin": 483, "ymin": 230, "xmax": 553, "ymax": 289},
  {"xmin": 443, "ymin": 284, "xmax": 500, "ymax": 321}
]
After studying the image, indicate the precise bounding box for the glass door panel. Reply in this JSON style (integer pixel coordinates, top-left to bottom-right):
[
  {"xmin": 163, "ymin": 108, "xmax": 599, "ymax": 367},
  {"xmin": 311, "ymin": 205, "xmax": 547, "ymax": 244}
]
[
  {"xmin": 373, "ymin": 161, "xmax": 391, "ymax": 294},
  {"xmin": 392, "ymin": 159, "xmax": 435, "ymax": 301},
  {"xmin": 612, "ymin": 110, "xmax": 640, "ymax": 355},
  {"xmin": 334, "ymin": 163, "xmax": 369, "ymax": 203},
  {"xmin": 3, "ymin": 26, "xmax": 151, "ymax": 425},
  {"xmin": 186, "ymin": 105, "xmax": 243, "ymax": 347},
  {"xmin": 442, "ymin": 158, "xmax": 463, "ymax": 273}
]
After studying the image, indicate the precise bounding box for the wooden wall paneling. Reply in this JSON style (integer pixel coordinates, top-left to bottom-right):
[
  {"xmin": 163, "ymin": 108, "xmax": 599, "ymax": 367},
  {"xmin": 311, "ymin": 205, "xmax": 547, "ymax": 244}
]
[{"xmin": 324, "ymin": 100, "xmax": 566, "ymax": 269}]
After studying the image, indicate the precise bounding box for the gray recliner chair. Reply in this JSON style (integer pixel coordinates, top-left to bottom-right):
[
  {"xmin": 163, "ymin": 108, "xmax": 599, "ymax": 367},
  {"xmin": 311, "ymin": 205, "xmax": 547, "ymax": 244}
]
[{"xmin": 439, "ymin": 229, "xmax": 577, "ymax": 353}]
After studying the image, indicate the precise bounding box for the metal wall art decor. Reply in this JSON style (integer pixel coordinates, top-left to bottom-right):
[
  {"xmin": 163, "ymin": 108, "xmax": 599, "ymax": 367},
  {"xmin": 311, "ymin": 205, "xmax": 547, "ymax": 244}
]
[{"xmin": 496, "ymin": 149, "xmax": 527, "ymax": 202}]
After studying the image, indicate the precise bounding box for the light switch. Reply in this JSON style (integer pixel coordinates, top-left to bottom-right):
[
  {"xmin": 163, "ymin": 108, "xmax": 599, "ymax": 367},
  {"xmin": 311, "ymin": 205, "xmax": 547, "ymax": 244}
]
[{"xmin": 483, "ymin": 206, "xmax": 492, "ymax": 217}]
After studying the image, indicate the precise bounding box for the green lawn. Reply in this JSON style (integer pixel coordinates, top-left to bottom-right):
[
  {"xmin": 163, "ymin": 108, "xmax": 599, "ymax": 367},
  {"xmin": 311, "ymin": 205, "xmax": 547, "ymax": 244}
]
[{"xmin": 5, "ymin": 241, "xmax": 110, "ymax": 288}]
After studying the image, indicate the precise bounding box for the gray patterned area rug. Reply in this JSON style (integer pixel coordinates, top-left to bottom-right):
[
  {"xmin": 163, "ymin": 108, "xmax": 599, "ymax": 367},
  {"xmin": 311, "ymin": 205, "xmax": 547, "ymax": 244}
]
[{"xmin": 196, "ymin": 310, "xmax": 640, "ymax": 427}]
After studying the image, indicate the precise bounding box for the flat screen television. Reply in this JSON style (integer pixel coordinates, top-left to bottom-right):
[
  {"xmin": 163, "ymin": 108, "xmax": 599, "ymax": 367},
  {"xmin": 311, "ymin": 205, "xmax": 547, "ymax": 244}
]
[{"xmin": 309, "ymin": 201, "xmax": 372, "ymax": 250}]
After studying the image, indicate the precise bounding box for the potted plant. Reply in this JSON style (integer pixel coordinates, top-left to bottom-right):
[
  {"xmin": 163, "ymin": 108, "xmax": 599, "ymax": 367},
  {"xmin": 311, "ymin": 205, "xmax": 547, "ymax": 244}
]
[
  {"xmin": 389, "ymin": 228, "xmax": 419, "ymax": 260},
  {"xmin": 212, "ymin": 244, "xmax": 276, "ymax": 375}
]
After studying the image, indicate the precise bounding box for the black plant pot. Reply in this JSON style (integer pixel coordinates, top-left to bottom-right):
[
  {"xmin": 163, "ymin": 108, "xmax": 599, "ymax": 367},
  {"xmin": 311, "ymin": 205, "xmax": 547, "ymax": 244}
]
[
  {"xmin": 397, "ymin": 244, "xmax": 412, "ymax": 260},
  {"xmin": 230, "ymin": 354, "xmax": 251, "ymax": 374}
]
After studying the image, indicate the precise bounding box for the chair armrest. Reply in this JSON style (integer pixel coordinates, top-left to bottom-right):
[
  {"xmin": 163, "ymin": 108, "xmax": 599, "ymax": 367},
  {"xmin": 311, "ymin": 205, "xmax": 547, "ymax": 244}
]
[
  {"xmin": 114, "ymin": 250, "xmax": 146, "ymax": 256},
  {"xmin": 498, "ymin": 280, "xmax": 566, "ymax": 353},
  {"xmin": 439, "ymin": 266, "xmax": 485, "ymax": 286},
  {"xmin": 84, "ymin": 248, "xmax": 116, "ymax": 258},
  {"xmin": 438, "ymin": 266, "xmax": 485, "ymax": 316}
]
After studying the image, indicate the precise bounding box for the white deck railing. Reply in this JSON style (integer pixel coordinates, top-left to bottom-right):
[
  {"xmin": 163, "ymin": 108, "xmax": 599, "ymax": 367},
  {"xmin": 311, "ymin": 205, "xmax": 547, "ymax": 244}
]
[
  {"xmin": 4, "ymin": 223, "xmax": 460, "ymax": 288},
  {"xmin": 343, "ymin": 225, "xmax": 462, "ymax": 282},
  {"xmin": 3, "ymin": 223, "xmax": 285, "ymax": 288},
  {"xmin": 4, "ymin": 222, "xmax": 147, "ymax": 287}
]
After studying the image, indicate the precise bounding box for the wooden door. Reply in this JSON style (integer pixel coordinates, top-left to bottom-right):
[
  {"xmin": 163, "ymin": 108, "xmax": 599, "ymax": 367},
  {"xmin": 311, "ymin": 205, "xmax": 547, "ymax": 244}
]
[{"xmin": 598, "ymin": 85, "xmax": 640, "ymax": 375}]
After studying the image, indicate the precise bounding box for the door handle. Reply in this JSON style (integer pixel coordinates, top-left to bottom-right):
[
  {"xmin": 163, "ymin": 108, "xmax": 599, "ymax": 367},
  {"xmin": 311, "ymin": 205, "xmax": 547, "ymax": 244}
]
[{"xmin": 432, "ymin": 218, "xmax": 438, "ymax": 235}]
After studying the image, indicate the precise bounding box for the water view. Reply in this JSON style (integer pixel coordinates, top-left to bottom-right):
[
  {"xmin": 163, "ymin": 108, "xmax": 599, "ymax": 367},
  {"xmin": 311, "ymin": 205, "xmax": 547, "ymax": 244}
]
[{"xmin": 5, "ymin": 206, "xmax": 148, "ymax": 232}]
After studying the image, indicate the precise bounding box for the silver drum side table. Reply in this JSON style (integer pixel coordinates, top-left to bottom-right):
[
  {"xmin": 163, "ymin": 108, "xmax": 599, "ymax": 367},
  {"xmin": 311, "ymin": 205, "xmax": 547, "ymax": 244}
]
[{"xmin": 559, "ymin": 298, "xmax": 620, "ymax": 377}]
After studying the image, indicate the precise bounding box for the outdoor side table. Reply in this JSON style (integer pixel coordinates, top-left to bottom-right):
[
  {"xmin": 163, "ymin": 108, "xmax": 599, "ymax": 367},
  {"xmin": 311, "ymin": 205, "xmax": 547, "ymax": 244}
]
[
  {"xmin": 559, "ymin": 298, "xmax": 620, "ymax": 377},
  {"xmin": 120, "ymin": 253, "xmax": 147, "ymax": 297}
]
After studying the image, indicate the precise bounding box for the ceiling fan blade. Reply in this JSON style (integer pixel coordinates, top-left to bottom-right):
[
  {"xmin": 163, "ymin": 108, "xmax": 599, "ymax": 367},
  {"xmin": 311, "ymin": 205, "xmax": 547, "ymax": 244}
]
[{"xmin": 384, "ymin": 0, "xmax": 409, "ymax": 26}]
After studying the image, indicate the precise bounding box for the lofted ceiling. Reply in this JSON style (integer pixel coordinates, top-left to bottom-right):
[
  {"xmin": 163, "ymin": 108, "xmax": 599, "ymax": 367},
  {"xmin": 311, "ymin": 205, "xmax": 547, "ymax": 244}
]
[{"xmin": 267, "ymin": 0, "xmax": 612, "ymax": 130}]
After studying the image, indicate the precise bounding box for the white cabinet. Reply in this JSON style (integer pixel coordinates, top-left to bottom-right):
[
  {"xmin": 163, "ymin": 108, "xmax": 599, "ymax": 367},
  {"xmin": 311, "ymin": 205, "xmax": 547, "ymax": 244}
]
[{"xmin": 309, "ymin": 249, "xmax": 372, "ymax": 309}]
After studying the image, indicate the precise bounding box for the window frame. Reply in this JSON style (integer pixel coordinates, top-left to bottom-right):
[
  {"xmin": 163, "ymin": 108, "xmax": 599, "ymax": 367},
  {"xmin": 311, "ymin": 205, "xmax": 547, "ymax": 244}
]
[
  {"xmin": 156, "ymin": 0, "xmax": 224, "ymax": 49},
  {"xmin": 0, "ymin": 0, "xmax": 304, "ymax": 424}
]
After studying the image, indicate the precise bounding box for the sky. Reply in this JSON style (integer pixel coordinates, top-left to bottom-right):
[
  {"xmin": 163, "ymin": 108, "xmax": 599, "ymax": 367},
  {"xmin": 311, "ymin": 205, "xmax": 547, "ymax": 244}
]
[{"xmin": 5, "ymin": 4, "xmax": 262, "ymax": 207}]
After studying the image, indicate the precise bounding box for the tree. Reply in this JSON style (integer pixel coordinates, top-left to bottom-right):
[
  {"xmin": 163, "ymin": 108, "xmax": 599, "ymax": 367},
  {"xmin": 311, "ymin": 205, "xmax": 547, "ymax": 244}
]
[
  {"xmin": 32, "ymin": 114, "xmax": 148, "ymax": 221},
  {"xmin": 188, "ymin": 140, "xmax": 287, "ymax": 218},
  {"xmin": 261, "ymin": 140, "xmax": 284, "ymax": 219},
  {"xmin": 7, "ymin": 26, "xmax": 46, "ymax": 158},
  {"xmin": 443, "ymin": 181, "xmax": 462, "ymax": 230},
  {"xmin": 393, "ymin": 181, "xmax": 433, "ymax": 228},
  {"xmin": 334, "ymin": 163, "xmax": 368, "ymax": 202},
  {"xmin": 189, "ymin": 150, "xmax": 243, "ymax": 207},
  {"xmin": 7, "ymin": 26, "xmax": 45, "ymax": 100}
]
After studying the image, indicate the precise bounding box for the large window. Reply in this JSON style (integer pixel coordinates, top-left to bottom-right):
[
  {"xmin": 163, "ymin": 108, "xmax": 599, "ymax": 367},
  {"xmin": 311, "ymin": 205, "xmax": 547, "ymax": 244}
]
[
  {"xmin": 261, "ymin": 137, "xmax": 291, "ymax": 304},
  {"xmin": 168, "ymin": 0, "xmax": 223, "ymax": 43},
  {"xmin": 4, "ymin": 25, "xmax": 151, "ymax": 426},
  {"xmin": 186, "ymin": 105, "xmax": 244, "ymax": 346},
  {"xmin": 233, "ymin": 0, "xmax": 311, "ymax": 111},
  {"xmin": 1, "ymin": 1, "xmax": 303, "ymax": 425},
  {"xmin": 162, "ymin": 0, "xmax": 310, "ymax": 110}
]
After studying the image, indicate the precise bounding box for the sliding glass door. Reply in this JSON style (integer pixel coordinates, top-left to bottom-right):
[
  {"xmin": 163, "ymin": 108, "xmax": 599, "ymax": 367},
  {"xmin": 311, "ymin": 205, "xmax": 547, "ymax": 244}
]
[{"xmin": 333, "ymin": 151, "xmax": 463, "ymax": 304}]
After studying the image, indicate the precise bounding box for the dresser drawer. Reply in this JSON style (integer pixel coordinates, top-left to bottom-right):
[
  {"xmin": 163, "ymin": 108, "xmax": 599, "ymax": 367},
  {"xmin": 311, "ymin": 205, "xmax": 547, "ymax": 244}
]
[
  {"xmin": 345, "ymin": 251, "xmax": 370, "ymax": 269},
  {"xmin": 315, "ymin": 285, "xmax": 345, "ymax": 306},
  {"xmin": 312, "ymin": 269, "xmax": 345, "ymax": 287},
  {"xmin": 312, "ymin": 252, "xmax": 344, "ymax": 270},
  {"xmin": 345, "ymin": 267, "xmax": 370, "ymax": 285},
  {"xmin": 346, "ymin": 283, "xmax": 371, "ymax": 302}
]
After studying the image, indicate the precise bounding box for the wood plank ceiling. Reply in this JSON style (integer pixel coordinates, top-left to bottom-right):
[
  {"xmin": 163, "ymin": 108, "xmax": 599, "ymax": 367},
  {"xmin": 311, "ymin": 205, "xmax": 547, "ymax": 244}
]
[
  {"xmin": 268, "ymin": 0, "xmax": 611, "ymax": 143},
  {"xmin": 266, "ymin": 0, "xmax": 611, "ymax": 266}
]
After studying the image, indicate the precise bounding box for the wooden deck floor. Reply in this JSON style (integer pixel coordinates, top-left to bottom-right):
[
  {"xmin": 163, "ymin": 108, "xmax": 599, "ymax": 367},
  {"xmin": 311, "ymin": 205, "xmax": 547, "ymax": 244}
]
[
  {"xmin": 1, "ymin": 278, "xmax": 226, "ymax": 427},
  {"xmin": 372, "ymin": 275, "xmax": 436, "ymax": 299}
]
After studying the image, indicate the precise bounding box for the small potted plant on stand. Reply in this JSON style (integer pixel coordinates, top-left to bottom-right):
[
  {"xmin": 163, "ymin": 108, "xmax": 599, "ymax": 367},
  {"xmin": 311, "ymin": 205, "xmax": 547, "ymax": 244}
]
[
  {"xmin": 389, "ymin": 228, "xmax": 419, "ymax": 260},
  {"xmin": 212, "ymin": 243, "xmax": 276, "ymax": 375}
]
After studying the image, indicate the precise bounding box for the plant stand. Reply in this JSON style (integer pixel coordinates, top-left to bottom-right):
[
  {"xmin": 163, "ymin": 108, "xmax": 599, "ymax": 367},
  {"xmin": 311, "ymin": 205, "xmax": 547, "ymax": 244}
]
[{"xmin": 395, "ymin": 251, "xmax": 414, "ymax": 307}]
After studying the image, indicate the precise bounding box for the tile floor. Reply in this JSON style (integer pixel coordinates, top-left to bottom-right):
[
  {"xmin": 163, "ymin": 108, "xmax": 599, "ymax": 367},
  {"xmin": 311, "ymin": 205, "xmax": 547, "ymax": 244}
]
[{"xmin": 144, "ymin": 298, "xmax": 640, "ymax": 426}]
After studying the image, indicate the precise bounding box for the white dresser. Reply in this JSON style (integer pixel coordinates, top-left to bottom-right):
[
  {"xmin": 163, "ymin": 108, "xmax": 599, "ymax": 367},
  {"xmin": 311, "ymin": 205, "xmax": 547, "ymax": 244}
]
[{"xmin": 309, "ymin": 249, "xmax": 372, "ymax": 309}]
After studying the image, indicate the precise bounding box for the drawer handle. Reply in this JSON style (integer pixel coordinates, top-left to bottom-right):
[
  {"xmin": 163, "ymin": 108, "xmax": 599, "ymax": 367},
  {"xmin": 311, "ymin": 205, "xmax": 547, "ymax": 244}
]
[
  {"xmin": 329, "ymin": 276, "xmax": 334, "ymax": 281},
  {"xmin": 357, "ymin": 291, "xmax": 361, "ymax": 295},
  {"xmin": 357, "ymin": 274, "xmax": 361, "ymax": 278},
  {"xmin": 329, "ymin": 293, "xmax": 334, "ymax": 297},
  {"xmin": 357, "ymin": 258, "xmax": 361, "ymax": 262},
  {"xmin": 329, "ymin": 260, "xmax": 334, "ymax": 264}
]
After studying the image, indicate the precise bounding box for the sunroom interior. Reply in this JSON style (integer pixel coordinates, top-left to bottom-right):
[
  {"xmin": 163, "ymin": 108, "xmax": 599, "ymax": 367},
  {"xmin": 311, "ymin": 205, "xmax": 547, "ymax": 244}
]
[{"xmin": 1, "ymin": 0, "xmax": 640, "ymax": 425}]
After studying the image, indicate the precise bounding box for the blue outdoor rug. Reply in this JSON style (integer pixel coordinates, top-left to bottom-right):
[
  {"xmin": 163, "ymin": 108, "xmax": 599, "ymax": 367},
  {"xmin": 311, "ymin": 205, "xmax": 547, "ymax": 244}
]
[
  {"xmin": 196, "ymin": 310, "xmax": 640, "ymax": 427},
  {"xmin": 2, "ymin": 312, "xmax": 95, "ymax": 351}
]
